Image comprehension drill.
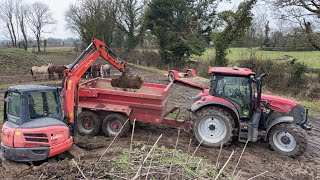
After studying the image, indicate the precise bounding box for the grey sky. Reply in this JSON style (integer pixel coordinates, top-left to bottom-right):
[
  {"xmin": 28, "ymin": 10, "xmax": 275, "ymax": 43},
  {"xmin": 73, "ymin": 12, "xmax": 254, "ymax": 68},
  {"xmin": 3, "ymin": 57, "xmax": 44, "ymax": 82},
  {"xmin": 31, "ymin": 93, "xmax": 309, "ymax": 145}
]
[{"xmin": 0, "ymin": 0, "xmax": 282, "ymax": 40}]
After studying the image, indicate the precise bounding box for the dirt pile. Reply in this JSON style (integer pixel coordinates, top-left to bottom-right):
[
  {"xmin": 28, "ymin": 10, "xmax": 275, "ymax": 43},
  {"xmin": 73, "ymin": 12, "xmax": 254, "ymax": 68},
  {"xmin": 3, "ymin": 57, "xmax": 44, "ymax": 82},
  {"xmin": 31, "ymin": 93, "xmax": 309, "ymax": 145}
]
[{"xmin": 111, "ymin": 74, "xmax": 143, "ymax": 89}]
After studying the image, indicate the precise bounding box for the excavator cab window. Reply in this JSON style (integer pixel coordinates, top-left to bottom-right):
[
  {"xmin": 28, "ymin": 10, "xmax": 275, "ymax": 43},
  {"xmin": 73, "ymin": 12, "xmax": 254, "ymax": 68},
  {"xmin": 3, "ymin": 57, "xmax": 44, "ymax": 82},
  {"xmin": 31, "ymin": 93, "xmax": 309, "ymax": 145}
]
[
  {"xmin": 4, "ymin": 91, "xmax": 21, "ymax": 124},
  {"xmin": 28, "ymin": 91, "xmax": 61, "ymax": 121},
  {"xmin": 6, "ymin": 92, "xmax": 21, "ymax": 118}
]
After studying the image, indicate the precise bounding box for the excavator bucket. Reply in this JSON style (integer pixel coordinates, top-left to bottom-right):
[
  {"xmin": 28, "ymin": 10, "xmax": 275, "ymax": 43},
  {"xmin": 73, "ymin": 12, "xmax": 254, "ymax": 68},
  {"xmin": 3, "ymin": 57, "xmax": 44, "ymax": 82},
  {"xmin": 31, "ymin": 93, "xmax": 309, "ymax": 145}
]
[{"xmin": 111, "ymin": 74, "xmax": 143, "ymax": 89}]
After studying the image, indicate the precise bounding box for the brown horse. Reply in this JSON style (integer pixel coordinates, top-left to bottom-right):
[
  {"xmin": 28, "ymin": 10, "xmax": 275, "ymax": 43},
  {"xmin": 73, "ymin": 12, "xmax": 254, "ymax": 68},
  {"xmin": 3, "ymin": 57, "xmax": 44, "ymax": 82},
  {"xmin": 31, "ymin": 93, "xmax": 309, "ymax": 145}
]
[
  {"xmin": 48, "ymin": 65, "xmax": 67, "ymax": 79},
  {"xmin": 83, "ymin": 64, "xmax": 103, "ymax": 79}
]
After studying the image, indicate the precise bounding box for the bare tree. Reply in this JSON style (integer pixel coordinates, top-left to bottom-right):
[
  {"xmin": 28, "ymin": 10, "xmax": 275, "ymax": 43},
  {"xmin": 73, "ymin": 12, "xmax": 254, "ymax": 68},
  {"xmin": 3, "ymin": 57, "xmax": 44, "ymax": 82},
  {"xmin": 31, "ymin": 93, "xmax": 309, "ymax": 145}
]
[
  {"xmin": 272, "ymin": 0, "xmax": 320, "ymax": 50},
  {"xmin": 65, "ymin": 0, "xmax": 118, "ymax": 45},
  {"xmin": 116, "ymin": 0, "xmax": 144, "ymax": 53},
  {"xmin": 27, "ymin": 2, "xmax": 55, "ymax": 52},
  {"xmin": 0, "ymin": 0, "xmax": 17, "ymax": 47},
  {"xmin": 16, "ymin": 2, "xmax": 29, "ymax": 50}
]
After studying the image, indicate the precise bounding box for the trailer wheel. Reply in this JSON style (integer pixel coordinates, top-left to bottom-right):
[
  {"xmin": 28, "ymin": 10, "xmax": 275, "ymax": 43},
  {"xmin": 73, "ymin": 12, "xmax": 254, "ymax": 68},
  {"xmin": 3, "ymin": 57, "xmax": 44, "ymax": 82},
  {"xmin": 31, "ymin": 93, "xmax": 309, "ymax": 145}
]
[
  {"xmin": 168, "ymin": 71, "xmax": 175, "ymax": 82},
  {"xmin": 268, "ymin": 123, "xmax": 307, "ymax": 157},
  {"xmin": 193, "ymin": 107, "xmax": 235, "ymax": 147},
  {"xmin": 77, "ymin": 111, "xmax": 102, "ymax": 136},
  {"xmin": 102, "ymin": 113, "xmax": 130, "ymax": 137}
]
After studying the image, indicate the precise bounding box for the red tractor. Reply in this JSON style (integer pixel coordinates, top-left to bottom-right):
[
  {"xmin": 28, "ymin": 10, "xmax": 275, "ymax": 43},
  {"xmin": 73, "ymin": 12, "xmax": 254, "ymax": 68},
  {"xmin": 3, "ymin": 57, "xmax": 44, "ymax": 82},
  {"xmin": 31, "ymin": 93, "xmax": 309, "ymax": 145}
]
[{"xmin": 189, "ymin": 67, "xmax": 311, "ymax": 157}]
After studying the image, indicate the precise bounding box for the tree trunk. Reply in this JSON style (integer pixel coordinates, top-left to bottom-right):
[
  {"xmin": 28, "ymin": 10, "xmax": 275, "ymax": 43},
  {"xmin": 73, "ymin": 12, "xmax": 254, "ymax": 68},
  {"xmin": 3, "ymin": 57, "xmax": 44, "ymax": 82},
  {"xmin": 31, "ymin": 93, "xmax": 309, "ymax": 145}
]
[
  {"xmin": 9, "ymin": 19, "xmax": 17, "ymax": 47},
  {"xmin": 6, "ymin": 23, "xmax": 15, "ymax": 47},
  {"xmin": 37, "ymin": 36, "xmax": 41, "ymax": 52}
]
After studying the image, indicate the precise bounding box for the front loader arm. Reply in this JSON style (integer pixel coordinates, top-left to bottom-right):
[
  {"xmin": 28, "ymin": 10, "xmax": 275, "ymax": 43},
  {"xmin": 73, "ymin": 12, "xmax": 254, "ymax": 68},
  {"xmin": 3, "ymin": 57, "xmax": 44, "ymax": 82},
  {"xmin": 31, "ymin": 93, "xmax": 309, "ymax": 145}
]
[{"xmin": 63, "ymin": 38, "xmax": 128, "ymax": 130}]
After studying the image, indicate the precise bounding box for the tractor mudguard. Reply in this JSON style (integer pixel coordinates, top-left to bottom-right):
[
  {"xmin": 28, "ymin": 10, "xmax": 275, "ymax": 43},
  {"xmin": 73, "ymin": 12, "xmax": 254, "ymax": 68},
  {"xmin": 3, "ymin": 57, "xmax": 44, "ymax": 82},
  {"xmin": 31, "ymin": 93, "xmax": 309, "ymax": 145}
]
[
  {"xmin": 190, "ymin": 101, "xmax": 239, "ymax": 121},
  {"xmin": 265, "ymin": 116, "xmax": 294, "ymax": 140}
]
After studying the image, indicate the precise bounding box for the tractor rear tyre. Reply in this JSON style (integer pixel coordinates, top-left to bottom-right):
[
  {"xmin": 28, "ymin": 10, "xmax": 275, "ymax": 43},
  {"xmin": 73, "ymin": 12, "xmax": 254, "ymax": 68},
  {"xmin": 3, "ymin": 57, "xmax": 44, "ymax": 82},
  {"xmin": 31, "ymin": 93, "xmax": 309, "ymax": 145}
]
[
  {"xmin": 102, "ymin": 113, "xmax": 130, "ymax": 137},
  {"xmin": 193, "ymin": 107, "xmax": 235, "ymax": 147},
  {"xmin": 77, "ymin": 111, "xmax": 102, "ymax": 136},
  {"xmin": 268, "ymin": 123, "xmax": 307, "ymax": 157}
]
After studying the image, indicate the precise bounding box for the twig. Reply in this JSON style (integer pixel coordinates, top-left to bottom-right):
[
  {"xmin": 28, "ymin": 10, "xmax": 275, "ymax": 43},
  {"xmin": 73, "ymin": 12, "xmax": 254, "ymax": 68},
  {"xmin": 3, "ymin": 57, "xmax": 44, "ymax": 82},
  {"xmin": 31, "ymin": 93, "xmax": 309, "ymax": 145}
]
[
  {"xmin": 72, "ymin": 159, "xmax": 88, "ymax": 180},
  {"xmin": 144, "ymin": 146, "xmax": 156, "ymax": 180},
  {"xmin": 236, "ymin": 174, "xmax": 242, "ymax": 180},
  {"xmin": 132, "ymin": 134, "xmax": 163, "ymax": 180},
  {"xmin": 147, "ymin": 133, "xmax": 152, "ymax": 145},
  {"xmin": 187, "ymin": 140, "xmax": 203, "ymax": 162},
  {"xmin": 196, "ymin": 158, "xmax": 203, "ymax": 172},
  {"xmin": 91, "ymin": 118, "xmax": 130, "ymax": 175},
  {"xmin": 187, "ymin": 138, "xmax": 192, "ymax": 154},
  {"xmin": 214, "ymin": 150, "xmax": 234, "ymax": 180},
  {"xmin": 235, "ymin": 169, "xmax": 242, "ymax": 179},
  {"xmin": 247, "ymin": 171, "xmax": 268, "ymax": 180},
  {"xmin": 232, "ymin": 137, "xmax": 250, "ymax": 176},
  {"xmin": 127, "ymin": 119, "xmax": 136, "ymax": 180},
  {"xmin": 38, "ymin": 173, "xmax": 44, "ymax": 180},
  {"xmin": 215, "ymin": 143, "xmax": 223, "ymax": 169},
  {"xmin": 167, "ymin": 129, "xmax": 181, "ymax": 179}
]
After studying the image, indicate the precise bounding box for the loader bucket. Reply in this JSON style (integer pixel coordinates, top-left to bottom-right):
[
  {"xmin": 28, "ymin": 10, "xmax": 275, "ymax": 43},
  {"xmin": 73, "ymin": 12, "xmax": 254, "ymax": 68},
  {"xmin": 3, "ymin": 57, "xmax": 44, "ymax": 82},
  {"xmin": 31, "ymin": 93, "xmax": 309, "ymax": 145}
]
[{"xmin": 111, "ymin": 74, "xmax": 143, "ymax": 89}]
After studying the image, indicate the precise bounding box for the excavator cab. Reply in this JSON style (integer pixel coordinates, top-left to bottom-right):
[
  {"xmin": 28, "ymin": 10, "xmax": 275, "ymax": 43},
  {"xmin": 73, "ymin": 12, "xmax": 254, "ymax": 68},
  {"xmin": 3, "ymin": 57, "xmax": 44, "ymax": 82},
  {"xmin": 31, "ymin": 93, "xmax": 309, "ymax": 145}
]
[{"xmin": 1, "ymin": 85, "xmax": 73, "ymax": 162}]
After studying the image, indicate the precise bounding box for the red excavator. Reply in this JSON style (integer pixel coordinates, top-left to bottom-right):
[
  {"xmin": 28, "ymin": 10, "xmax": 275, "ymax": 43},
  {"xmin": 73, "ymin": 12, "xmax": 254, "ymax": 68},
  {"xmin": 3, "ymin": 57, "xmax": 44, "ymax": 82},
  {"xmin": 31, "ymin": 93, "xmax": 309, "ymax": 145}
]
[{"xmin": 1, "ymin": 38, "xmax": 141, "ymax": 162}]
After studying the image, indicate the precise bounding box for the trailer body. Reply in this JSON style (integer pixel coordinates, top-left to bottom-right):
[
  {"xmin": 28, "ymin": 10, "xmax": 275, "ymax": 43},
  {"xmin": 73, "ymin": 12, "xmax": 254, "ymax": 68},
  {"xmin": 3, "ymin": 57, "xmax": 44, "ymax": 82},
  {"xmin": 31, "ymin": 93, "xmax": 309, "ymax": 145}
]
[{"xmin": 78, "ymin": 78, "xmax": 189, "ymax": 132}]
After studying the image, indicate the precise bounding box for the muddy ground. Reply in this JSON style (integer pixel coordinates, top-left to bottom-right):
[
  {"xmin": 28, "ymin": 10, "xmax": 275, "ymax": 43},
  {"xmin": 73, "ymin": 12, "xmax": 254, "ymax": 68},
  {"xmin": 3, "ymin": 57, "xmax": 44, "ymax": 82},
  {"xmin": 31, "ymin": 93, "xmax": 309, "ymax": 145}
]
[{"xmin": 0, "ymin": 64, "xmax": 320, "ymax": 179}]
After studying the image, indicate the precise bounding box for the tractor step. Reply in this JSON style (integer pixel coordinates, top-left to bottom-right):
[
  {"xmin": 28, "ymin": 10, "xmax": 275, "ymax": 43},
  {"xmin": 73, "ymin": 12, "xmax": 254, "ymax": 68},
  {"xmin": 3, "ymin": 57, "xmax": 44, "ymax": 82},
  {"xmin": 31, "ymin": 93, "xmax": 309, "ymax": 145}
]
[{"xmin": 239, "ymin": 122, "xmax": 251, "ymax": 143}]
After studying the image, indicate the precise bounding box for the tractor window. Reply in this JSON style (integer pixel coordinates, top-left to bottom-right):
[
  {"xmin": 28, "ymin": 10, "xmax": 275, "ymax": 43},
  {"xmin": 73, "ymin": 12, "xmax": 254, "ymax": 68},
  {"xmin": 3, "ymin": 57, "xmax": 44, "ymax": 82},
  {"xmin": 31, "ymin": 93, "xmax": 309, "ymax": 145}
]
[
  {"xmin": 29, "ymin": 92, "xmax": 60, "ymax": 120},
  {"xmin": 7, "ymin": 92, "xmax": 21, "ymax": 117},
  {"xmin": 216, "ymin": 76, "xmax": 252, "ymax": 117}
]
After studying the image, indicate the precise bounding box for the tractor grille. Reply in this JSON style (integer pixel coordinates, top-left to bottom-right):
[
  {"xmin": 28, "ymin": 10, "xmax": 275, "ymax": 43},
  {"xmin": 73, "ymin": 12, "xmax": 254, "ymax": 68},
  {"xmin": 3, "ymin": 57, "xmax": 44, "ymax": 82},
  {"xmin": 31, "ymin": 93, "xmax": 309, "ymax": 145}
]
[{"xmin": 24, "ymin": 133, "xmax": 49, "ymax": 143}]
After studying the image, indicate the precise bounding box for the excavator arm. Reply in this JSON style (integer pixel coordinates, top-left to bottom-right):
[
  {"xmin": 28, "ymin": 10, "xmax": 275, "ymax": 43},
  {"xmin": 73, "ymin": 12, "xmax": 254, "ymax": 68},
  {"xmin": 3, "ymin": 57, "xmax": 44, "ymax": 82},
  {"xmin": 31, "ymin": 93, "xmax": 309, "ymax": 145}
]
[{"xmin": 62, "ymin": 38, "xmax": 134, "ymax": 132}]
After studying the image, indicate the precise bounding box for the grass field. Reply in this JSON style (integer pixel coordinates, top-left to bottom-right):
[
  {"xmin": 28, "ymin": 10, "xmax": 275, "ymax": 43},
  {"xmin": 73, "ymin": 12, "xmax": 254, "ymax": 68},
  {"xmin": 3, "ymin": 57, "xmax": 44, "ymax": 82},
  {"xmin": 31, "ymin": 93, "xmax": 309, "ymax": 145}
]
[{"xmin": 193, "ymin": 48, "xmax": 320, "ymax": 68}]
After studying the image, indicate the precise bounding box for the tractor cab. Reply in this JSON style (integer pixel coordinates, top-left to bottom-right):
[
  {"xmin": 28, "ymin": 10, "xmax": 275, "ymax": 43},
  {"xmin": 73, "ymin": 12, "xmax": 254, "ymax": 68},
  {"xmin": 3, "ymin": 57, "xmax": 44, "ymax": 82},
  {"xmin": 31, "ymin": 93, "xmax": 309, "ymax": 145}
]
[
  {"xmin": 209, "ymin": 67, "xmax": 257, "ymax": 119},
  {"xmin": 1, "ymin": 85, "xmax": 73, "ymax": 162}
]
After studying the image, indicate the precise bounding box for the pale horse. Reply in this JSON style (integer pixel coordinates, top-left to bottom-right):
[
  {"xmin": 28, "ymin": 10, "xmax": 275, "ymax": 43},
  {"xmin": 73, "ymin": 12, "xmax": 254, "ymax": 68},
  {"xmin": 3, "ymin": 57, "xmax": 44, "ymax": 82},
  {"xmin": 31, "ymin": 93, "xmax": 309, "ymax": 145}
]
[
  {"xmin": 30, "ymin": 63, "xmax": 52, "ymax": 80},
  {"xmin": 100, "ymin": 64, "xmax": 111, "ymax": 78}
]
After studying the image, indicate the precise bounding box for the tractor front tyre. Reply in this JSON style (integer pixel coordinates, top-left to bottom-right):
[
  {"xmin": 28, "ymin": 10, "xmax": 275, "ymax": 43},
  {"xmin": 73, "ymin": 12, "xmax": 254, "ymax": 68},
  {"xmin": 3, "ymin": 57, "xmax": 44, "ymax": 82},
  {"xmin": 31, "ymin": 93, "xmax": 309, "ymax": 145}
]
[
  {"xmin": 193, "ymin": 107, "xmax": 235, "ymax": 147},
  {"xmin": 77, "ymin": 111, "xmax": 102, "ymax": 136},
  {"xmin": 102, "ymin": 113, "xmax": 130, "ymax": 137},
  {"xmin": 268, "ymin": 123, "xmax": 307, "ymax": 157}
]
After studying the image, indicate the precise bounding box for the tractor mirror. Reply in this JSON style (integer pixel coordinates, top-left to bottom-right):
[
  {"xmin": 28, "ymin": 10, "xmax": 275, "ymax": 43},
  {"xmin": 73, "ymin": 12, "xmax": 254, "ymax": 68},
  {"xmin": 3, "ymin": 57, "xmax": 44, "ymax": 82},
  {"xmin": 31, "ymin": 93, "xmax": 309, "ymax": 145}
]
[{"xmin": 4, "ymin": 96, "xmax": 12, "ymax": 102}]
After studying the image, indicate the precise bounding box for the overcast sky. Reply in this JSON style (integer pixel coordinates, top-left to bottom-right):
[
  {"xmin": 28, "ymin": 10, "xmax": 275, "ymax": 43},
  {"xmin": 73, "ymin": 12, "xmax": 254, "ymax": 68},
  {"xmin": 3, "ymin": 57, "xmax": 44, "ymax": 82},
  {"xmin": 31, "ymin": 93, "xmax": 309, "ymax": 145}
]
[{"xmin": 0, "ymin": 0, "xmax": 274, "ymax": 40}]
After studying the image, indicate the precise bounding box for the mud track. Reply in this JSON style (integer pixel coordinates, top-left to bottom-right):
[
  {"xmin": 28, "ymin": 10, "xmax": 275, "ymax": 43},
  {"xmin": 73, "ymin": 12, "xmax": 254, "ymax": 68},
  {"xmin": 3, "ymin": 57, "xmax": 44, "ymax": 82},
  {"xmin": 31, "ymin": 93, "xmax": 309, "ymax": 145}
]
[{"xmin": 0, "ymin": 65, "xmax": 320, "ymax": 179}]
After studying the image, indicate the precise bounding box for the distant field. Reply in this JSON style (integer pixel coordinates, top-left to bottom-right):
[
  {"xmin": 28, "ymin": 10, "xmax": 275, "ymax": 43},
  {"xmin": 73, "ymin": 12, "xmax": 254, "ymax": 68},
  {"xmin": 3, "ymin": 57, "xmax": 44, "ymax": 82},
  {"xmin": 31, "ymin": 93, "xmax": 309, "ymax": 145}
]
[
  {"xmin": 27, "ymin": 46, "xmax": 74, "ymax": 53},
  {"xmin": 193, "ymin": 48, "xmax": 320, "ymax": 68}
]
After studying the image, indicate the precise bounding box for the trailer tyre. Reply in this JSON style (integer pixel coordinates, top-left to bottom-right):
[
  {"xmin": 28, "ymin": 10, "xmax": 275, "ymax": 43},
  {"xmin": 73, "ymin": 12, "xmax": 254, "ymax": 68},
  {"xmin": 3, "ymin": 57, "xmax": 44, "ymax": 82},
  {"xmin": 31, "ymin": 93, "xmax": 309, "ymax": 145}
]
[
  {"xmin": 102, "ymin": 113, "xmax": 130, "ymax": 137},
  {"xmin": 268, "ymin": 123, "xmax": 307, "ymax": 157},
  {"xmin": 193, "ymin": 107, "xmax": 235, "ymax": 147},
  {"xmin": 77, "ymin": 111, "xmax": 102, "ymax": 136}
]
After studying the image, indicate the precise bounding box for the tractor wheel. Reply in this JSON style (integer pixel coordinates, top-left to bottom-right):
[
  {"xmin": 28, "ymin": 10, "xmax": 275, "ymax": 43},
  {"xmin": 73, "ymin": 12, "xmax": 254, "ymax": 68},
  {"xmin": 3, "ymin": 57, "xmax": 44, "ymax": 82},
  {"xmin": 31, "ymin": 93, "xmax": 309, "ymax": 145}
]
[
  {"xmin": 77, "ymin": 111, "xmax": 102, "ymax": 136},
  {"xmin": 268, "ymin": 123, "xmax": 307, "ymax": 157},
  {"xmin": 168, "ymin": 71, "xmax": 175, "ymax": 82},
  {"xmin": 102, "ymin": 113, "xmax": 130, "ymax": 137},
  {"xmin": 193, "ymin": 107, "xmax": 235, "ymax": 147}
]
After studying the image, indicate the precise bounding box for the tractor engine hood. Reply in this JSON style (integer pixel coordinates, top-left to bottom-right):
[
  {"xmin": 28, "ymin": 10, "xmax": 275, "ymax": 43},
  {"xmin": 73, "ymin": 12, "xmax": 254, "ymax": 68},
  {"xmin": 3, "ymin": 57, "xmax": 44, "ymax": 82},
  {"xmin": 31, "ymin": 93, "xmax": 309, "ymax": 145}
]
[
  {"xmin": 261, "ymin": 94, "xmax": 307, "ymax": 124},
  {"xmin": 261, "ymin": 94, "xmax": 297, "ymax": 113}
]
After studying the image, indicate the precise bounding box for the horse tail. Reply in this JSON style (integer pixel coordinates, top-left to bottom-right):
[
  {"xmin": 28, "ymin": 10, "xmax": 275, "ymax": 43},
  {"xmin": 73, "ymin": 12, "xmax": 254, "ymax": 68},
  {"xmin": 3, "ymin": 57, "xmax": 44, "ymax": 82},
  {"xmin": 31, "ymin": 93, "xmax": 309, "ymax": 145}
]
[{"xmin": 30, "ymin": 68, "xmax": 34, "ymax": 77}]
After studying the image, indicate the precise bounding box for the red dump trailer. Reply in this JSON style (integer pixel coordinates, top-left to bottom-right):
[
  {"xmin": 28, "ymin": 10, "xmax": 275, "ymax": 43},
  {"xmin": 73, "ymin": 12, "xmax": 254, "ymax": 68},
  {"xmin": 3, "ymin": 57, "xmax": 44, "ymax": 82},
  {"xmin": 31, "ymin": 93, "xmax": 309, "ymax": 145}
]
[{"xmin": 76, "ymin": 78, "xmax": 189, "ymax": 136}]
